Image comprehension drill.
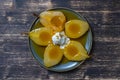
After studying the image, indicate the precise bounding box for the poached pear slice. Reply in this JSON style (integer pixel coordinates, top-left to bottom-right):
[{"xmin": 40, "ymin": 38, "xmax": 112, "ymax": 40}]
[
  {"xmin": 40, "ymin": 11, "xmax": 66, "ymax": 32},
  {"xmin": 29, "ymin": 27, "xmax": 52, "ymax": 46},
  {"xmin": 65, "ymin": 20, "xmax": 89, "ymax": 38},
  {"xmin": 44, "ymin": 44, "xmax": 63, "ymax": 67},
  {"xmin": 64, "ymin": 41, "xmax": 89, "ymax": 61}
]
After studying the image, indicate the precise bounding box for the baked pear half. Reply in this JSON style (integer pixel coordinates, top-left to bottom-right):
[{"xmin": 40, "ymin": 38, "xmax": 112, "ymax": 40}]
[
  {"xmin": 64, "ymin": 41, "xmax": 89, "ymax": 61},
  {"xmin": 65, "ymin": 20, "xmax": 89, "ymax": 38},
  {"xmin": 40, "ymin": 11, "xmax": 66, "ymax": 32},
  {"xmin": 29, "ymin": 27, "xmax": 52, "ymax": 46},
  {"xmin": 44, "ymin": 44, "xmax": 63, "ymax": 67}
]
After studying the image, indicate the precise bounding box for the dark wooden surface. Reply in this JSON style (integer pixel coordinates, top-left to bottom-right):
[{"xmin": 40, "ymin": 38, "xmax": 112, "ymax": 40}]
[{"xmin": 0, "ymin": 0, "xmax": 120, "ymax": 80}]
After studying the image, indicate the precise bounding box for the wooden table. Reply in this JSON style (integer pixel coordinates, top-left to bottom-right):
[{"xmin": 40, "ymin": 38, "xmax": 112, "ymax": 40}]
[{"xmin": 0, "ymin": 0, "xmax": 120, "ymax": 80}]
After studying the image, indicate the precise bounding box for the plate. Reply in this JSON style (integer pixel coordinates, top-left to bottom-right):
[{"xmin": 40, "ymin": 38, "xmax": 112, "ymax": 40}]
[{"xmin": 29, "ymin": 8, "xmax": 92, "ymax": 72}]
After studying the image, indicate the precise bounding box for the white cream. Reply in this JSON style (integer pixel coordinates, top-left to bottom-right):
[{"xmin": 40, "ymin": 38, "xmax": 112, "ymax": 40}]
[{"xmin": 52, "ymin": 31, "xmax": 70, "ymax": 49}]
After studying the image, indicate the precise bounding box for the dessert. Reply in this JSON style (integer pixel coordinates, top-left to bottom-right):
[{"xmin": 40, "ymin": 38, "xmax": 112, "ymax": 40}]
[
  {"xmin": 29, "ymin": 10, "xmax": 90, "ymax": 67},
  {"xmin": 44, "ymin": 44, "xmax": 63, "ymax": 67},
  {"xmin": 64, "ymin": 41, "xmax": 89, "ymax": 61},
  {"xmin": 29, "ymin": 27, "xmax": 52, "ymax": 46},
  {"xmin": 65, "ymin": 20, "xmax": 89, "ymax": 38},
  {"xmin": 40, "ymin": 11, "xmax": 66, "ymax": 32}
]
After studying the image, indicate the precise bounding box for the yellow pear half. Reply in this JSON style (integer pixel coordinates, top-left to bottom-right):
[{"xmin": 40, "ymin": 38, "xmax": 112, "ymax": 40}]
[
  {"xmin": 29, "ymin": 27, "xmax": 52, "ymax": 46},
  {"xmin": 64, "ymin": 41, "xmax": 89, "ymax": 61},
  {"xmin": 65, "ymin": 20, "xmax": 89, "ymax": 38},
  {"xmin": 44, "ymin": 44, "xmax": 63, "ymax": 67},
  {"xmin": 40, "ymin": 11, "xmax": 66, "ymax": 32}
]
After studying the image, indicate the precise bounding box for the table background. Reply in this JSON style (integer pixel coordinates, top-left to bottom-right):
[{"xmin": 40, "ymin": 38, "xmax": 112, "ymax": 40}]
[{"xmin": 0, "ymin": 0, "xmax": 120, "ymax": 80}]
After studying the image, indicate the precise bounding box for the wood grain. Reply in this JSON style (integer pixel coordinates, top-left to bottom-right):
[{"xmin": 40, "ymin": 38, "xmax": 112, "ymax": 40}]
[{"xmin": 0, "ymin": 0, "xmax": 120, "ymax": 80}]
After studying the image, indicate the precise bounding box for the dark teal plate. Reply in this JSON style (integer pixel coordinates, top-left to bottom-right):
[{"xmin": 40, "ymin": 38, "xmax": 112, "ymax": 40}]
[{"xmin": 29, "ymin": 8, "xmax": 92, "ymax": 72}]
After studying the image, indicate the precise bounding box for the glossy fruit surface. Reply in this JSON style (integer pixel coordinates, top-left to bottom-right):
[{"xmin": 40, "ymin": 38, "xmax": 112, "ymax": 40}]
[
  {"xmin": 40, "ymin": 11, "xmax": 66, "ymax": 32},
  {"xmin": 44, "ymin": 44, "xmax": 63, "ymax": 67},
  {"xmin": 64, "ymin": 41, "xmax": 89, "ymax": 61},
  {"xmin": 65, "ymin": 20, "xmax": 89, "ymax": 38},
  {"xmin": 29, "ymin": 27, "xmax": 52, "ymax": 46}
]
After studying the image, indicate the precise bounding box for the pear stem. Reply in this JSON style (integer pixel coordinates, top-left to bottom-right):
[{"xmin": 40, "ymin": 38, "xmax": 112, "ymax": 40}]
[
  {"xmin": 21, "ymin": 32, "xmax": 29, "ymax": 36},
  {"xmin": 21, "ymin": 13, "xmax": 39, "ymax": 36},
  {"xmin": 32, "ymin": 13, "xmax": 39, "ymax": 18}
]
